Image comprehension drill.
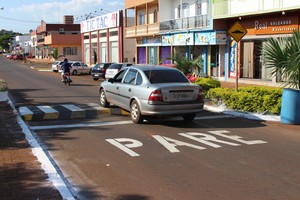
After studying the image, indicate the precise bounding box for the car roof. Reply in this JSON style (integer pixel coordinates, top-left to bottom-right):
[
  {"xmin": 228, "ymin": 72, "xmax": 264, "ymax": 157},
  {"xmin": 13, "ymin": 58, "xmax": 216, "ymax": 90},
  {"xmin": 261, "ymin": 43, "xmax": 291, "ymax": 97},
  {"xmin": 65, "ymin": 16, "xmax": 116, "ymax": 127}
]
[{"xmin": 125, "ymin": 65, "xmax": 178, "ymax": 72}]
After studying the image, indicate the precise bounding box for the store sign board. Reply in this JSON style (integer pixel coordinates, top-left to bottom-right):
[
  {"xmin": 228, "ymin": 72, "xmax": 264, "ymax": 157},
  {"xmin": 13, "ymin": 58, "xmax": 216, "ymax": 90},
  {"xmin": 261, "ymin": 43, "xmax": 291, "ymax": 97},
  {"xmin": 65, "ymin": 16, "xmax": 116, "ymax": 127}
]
[
  {"xmin": 81, "ymin": 12, "xmax": 118, "ymax": 33},
  {"xmin": 195, "ymin": 31, "xmax": 227, "ymax": 45},
  {"xmin": 162, "ymin": 33, "xmax": 194, "ymax": 46},
  {"xmin": 228, "ymin": 21, "xmax": 247, "ymax": 42}
]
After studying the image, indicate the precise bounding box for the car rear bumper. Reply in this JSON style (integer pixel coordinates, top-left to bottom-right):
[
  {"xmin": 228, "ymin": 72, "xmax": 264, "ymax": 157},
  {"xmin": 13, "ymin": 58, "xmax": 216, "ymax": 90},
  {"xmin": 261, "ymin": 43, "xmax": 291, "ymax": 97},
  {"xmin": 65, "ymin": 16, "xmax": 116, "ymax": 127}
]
[{"xmin": 139, "ymin": 100, "xmax": 204, "ymax": 116}]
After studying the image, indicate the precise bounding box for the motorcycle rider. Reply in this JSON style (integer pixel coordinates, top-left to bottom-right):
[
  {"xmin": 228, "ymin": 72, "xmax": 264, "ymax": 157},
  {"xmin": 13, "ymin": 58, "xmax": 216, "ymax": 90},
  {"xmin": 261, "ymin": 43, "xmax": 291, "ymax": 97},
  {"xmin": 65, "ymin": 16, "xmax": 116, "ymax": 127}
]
[{"xmin": 60, "ymin": 58, "xmax": 72, "ymax": 82}]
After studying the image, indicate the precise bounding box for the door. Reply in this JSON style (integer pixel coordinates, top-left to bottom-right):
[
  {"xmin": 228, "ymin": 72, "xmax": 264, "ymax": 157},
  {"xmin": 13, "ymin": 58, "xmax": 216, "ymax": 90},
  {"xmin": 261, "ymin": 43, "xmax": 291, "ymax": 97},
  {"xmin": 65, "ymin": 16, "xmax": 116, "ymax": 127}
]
[
  {"xmin": 148, "ymin": 46, "xmax": 158, "ymax": 65},
  {"xmin": 241, "ymin": 42, "xmax": 254, "ymax": 78}
]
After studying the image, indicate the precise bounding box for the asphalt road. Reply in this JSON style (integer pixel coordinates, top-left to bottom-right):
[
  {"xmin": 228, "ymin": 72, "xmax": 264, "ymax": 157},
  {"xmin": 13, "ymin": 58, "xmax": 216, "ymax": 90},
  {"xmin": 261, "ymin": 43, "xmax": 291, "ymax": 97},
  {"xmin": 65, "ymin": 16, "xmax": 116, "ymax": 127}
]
[{"xmin": 1, "ymin": 57, "xmax": 300, "ymax": 200}]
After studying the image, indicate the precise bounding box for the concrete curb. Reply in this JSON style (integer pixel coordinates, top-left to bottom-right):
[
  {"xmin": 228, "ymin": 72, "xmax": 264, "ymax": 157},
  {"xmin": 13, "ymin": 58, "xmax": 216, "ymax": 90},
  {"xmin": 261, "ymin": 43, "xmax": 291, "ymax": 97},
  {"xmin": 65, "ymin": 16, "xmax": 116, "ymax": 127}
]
[{"xmin": 204, "ymin": 105, "xmax": 280, "ymax": 122}]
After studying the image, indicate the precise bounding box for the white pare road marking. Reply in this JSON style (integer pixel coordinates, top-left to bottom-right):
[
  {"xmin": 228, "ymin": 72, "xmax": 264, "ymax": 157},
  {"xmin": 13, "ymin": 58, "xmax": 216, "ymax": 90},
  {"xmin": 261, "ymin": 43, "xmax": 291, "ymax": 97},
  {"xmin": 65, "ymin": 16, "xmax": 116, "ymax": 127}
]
[
  {"xmin": 106, "ymin": 138, "xmax": 143, "ymax": 157},
  {"xmin": 106, "ymin": 130, "xmax": 268, "ymax": 157}
]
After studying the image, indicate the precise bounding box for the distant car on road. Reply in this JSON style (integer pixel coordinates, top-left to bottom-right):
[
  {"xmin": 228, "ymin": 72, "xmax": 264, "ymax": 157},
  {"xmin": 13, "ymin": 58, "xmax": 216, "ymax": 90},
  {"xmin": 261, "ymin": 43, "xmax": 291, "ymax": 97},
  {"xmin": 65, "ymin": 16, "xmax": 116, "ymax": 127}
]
[
  {"xmin": 105, "ymin": 63, "xmax": 133, "ymax": 79},
  {"xmin": 70, "ymin": 62, "xmax": 92, "ymax": 75},
  {"xmin": 91, "ymin": 63, "xmax": 114, "ymax": 81},
  {"xmin": 99, "ymin": 65, "xmax": 204, "ymax": 123},
  {"xmin": 51, "ymin": 61, "xmax": 64, "ymax": 72},
  {"xmin": 12, "ymin": 54, "xmax": 24, "ymax": 60}
]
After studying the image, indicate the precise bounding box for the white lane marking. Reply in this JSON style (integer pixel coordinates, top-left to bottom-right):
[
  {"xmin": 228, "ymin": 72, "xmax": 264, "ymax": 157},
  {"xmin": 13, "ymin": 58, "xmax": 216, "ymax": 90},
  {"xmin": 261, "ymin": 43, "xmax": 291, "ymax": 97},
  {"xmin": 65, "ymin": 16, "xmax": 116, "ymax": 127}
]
[
  {"xmin": 179, "ymin": 132, "xmax": 240, "ymax": 148},
  {"xmin": 106, "ymin": 138, "xmax": 143, "ymax": 157},
  {"xmin": 29, "ymin": 115, "xmax": 234, "ymax": 130},
  {"xmin": 153, "ymin": 135, "xmax": 206, "ymax": 153},
  {"xmin": 209, "ymin": 130, "xmax": 267, "ymax": 145},
  {"xmin": 30, "ymin": 120, "xmax": 133, "ymax": 130}
]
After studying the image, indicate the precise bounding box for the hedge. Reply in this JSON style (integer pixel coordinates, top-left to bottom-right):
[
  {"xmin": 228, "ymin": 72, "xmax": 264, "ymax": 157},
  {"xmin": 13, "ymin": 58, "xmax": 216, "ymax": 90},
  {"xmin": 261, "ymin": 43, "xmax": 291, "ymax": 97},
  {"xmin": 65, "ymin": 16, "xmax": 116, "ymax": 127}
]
[{"xmin": 207, "ymin": 86, "xmax": 283, "ymax": 115}]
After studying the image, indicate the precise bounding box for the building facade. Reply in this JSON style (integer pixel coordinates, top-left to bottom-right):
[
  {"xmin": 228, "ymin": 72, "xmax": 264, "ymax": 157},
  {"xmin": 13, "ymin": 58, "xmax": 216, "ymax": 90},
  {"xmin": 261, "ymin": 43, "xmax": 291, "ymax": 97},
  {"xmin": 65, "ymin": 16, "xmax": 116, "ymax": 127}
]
[
  {"xmin": 80, "ymin": 10, "xmax": 135, "ymax": 66},
  {"xmin": 124, "ymin": 0, "xmax": 227, "ymax": 78},
  {"xmin": 35, "ymin": 16, "xmax": 82, "ymax": 61},
  {"xmin": 212, "ymin": 0, "xmax": 300, "ymax": 85}
]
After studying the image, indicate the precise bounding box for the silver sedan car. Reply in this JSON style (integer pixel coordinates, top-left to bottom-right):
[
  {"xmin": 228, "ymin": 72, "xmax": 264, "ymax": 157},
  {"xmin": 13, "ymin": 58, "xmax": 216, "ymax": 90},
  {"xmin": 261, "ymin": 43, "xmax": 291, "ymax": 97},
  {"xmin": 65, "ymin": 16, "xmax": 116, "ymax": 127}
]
[{"xmin": 99, "ymin": 65, "xmax": 204, "ymax": 123}]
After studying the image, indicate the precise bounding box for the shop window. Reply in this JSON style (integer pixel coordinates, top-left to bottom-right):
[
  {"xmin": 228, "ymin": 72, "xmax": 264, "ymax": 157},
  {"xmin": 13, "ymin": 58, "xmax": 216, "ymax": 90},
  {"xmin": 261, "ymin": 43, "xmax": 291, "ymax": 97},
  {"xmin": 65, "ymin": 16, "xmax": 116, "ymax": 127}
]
[
  {"xmin": 100, "ymin": 32, "xmax": 106, "ymax": 37},
  {"xmin": 110, "ymin": 31, "xmax": 118, "ymax": 36},
  {"xmin": 84, "ymin": 35, "xmax": 89, "ymax": 39}
]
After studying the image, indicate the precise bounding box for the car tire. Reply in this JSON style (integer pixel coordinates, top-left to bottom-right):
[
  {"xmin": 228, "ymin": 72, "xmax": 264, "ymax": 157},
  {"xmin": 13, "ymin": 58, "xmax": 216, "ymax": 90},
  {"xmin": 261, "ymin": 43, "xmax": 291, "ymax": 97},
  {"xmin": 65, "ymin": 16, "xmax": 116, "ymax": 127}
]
[
  {"xmin": 99, "ymin": 88, "xmax": 110, "ymax": 107},
  {"xmin": 130, "ymin": 100, "xmax": 143, "ymax": 124},
  {"xmin": 72, "ymin": 70, "xmax": 77, "ymax": 75},
  {"xmin": 182, "ymin": 113, "xmax": 196, "ymax": 121},
  {"xmin": 93, "ymin": 78, "xmax": 99, "ymax": 81}
]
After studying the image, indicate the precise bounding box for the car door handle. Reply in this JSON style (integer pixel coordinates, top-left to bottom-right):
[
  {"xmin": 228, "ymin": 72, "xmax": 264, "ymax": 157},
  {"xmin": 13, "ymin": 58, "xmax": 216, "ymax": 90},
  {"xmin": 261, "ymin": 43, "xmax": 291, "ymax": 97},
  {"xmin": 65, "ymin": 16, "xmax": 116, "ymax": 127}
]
[
  {"xmin": 128, "ymin": 88, "xmax": 131, "ymax": 92},
  {"xmin": 116, "ymin": 86, "xmax": 119, "ymax": 90}
]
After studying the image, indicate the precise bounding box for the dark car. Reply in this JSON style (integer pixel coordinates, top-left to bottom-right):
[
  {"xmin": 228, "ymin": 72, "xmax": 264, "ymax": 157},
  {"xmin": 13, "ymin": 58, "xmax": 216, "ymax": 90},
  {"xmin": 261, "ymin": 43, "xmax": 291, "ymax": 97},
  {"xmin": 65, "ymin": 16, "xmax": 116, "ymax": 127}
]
[{"xmin": 91, "ymin": 63, "xmax": 114, "ymax": 81}]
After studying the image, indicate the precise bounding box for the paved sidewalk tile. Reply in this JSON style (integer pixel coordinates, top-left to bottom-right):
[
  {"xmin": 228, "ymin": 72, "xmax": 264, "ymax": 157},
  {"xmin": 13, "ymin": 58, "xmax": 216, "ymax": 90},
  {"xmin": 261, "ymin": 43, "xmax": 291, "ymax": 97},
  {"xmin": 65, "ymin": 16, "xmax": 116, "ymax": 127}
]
[{"xmin": 0, "ymin": 102, "xmax": 63, "ymax": 200}]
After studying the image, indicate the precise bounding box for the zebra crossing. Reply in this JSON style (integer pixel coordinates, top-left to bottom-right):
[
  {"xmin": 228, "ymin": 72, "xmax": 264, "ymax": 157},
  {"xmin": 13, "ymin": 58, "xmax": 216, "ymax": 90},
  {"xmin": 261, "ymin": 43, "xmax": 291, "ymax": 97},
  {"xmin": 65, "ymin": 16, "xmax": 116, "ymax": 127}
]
[{"xmin": 18, "ymin": 103, "xmax": 129, "ymax": 121}]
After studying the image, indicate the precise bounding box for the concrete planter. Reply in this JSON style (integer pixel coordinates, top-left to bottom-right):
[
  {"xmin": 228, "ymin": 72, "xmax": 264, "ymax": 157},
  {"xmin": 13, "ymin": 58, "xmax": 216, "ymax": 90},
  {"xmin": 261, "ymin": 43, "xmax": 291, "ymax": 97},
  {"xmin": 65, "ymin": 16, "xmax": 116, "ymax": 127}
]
[
  {"xmin": 280, "ymin": 88, "xmax": 300, "ymax": 124},
  {"xmin": 0, "ymin": 91, "xmax": 8, "ymax": 102},
  {"xmin": 0, "ymin": 79, "xmax": 8, "ymax": 102}
]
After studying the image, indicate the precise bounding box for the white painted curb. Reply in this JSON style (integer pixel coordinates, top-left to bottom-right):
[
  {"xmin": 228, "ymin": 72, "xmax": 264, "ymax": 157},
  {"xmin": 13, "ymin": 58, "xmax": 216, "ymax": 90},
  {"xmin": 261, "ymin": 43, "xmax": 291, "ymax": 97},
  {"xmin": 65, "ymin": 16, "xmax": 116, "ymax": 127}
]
[{"xmin": 8, "ymin": 99, "xmax": 75, "ymax": 200}]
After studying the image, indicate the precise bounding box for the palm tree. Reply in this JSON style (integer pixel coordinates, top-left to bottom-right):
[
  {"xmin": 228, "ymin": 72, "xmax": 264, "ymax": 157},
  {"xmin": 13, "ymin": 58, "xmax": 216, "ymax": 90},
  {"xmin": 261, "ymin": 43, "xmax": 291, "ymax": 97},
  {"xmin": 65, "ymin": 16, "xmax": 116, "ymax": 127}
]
[
  {"xmin": 262, "ymin": 31, "xmax": 300, "ymax": 89},
  {"xmin": 160, "ymin": 53, "xmax": 203, "ymax": 75}
]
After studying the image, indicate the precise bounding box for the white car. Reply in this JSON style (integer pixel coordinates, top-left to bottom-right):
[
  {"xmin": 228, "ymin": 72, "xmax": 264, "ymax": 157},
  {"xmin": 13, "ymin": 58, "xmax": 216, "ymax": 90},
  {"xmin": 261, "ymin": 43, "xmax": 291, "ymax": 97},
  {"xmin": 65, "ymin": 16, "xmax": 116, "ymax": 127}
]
[
  {"xmin": 51, "ymin": 61, "xmax": 64, "ymax": 72},
  {"xmin": 105, "ymin": 63, "xmax": 133, "ymax": 79},
  {"xmin": 58, "ymin": 61, "xmax": 91, "ymax": 75},
  {"xmin": 70, "ymin": 62, "xmax": 92, "ymax": 75}
]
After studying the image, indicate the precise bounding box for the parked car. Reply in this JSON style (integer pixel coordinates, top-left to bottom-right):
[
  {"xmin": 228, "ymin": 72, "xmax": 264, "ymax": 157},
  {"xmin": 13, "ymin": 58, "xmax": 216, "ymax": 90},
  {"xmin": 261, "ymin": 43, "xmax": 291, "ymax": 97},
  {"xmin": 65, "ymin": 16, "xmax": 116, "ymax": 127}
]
[
  {"xmin": 12, "ymin": 54, "xmax": 24, "ymax": 60},
  {"xmin": 99, "ymin": 65, "xmax": 204, "ymax": 123},
  {"xmin": 91, "ymin": 63, "xmax": 114, "ymax": 81},
  {"xmin": 105, "ymin": 63, "xmax": 133, "ymax": 79},
  {"xmin": 70, "ymin": 62, "xmax": 92, "ymax": 75},
  {"xmin": 51, "ymin": 61, "xmax": 64, "ymax": 72},
  {"xmin": 57, "ymin": 61, "xmax": 91, "ymax": 75}
]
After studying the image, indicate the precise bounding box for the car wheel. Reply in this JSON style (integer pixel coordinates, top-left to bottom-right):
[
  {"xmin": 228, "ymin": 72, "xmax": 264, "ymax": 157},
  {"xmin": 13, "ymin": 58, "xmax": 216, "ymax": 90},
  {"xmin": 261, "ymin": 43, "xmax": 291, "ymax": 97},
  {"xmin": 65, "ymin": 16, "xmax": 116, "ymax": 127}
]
[
  {"xmin": 182, "ymin": 113, "xmax": 196, "ymax": 121},
  {"xmin": 130, "ymin": 100, "xmax": 143, "ymax": 124},
  {"xmin": 72, "ymin": 70, "xmax": 77, "ymax": 75},
  {"xmin": 99, "ymin": 88, "xmax": 110, "ymax": 107},
  {"xmin": 93, "ymin": 78, "xmax": 99, "ymax": 81}
]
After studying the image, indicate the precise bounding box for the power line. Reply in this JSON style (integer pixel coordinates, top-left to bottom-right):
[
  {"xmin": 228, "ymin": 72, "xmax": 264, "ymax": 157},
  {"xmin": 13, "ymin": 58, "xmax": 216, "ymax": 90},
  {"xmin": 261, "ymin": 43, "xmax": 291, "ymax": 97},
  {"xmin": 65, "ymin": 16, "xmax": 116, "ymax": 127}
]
[{"xmin": 0, "ymin": 15, "xmax": 40, "ymax": 23}]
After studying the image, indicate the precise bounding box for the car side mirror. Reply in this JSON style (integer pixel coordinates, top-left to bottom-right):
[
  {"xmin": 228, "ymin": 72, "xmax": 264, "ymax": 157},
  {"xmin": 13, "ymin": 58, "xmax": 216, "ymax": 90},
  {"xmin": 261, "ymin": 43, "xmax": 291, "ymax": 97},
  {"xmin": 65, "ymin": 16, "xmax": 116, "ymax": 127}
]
[{"xmin": 108, "ymin": 78, "xmax": 114, "ymax": 83}]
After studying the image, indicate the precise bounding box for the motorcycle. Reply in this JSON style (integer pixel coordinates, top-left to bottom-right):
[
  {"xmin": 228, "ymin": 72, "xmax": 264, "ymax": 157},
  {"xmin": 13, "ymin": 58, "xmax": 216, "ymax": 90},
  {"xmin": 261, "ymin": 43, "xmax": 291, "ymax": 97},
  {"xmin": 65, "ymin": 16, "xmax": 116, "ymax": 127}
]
[{"xmin": 63, "ymin": 72, "xmax": 72, "ymax": 86}]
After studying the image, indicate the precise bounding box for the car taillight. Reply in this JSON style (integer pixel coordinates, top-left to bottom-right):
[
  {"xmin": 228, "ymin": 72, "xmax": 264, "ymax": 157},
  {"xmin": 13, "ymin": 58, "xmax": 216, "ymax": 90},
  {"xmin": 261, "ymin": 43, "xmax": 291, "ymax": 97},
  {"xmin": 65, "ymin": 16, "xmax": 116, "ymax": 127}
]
[
  {"xmin": 148, "ymin": 90, "xmax": 163, "ymax": 102},
  {"xmin": 101, "ymin": 68, "xmax": 105, "ymax": 72}
]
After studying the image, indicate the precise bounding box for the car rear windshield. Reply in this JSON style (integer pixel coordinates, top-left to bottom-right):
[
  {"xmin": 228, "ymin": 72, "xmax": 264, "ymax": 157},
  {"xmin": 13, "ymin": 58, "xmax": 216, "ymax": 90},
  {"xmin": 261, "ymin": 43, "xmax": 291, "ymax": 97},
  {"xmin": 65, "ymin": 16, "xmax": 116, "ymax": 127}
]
[
  {"xmin": 145, "ymin": 70, "xmax": 189, "ymax": 84},
  {"xmin": 108, "ymin": 64, "xmax": 122, "ymax": 69}
]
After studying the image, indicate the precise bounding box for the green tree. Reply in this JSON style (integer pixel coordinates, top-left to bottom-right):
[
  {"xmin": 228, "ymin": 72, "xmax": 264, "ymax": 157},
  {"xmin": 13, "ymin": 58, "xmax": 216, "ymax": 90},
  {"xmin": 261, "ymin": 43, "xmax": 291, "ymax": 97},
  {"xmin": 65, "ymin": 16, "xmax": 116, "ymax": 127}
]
[
  {"xmin": 52, "ymin": 48, "xmax": 59, "ymax": 60},
  {"xmin": 262, "ymin": 31, "xmax": 300, "ymax": 89},
  {"xmin": 161, "ymin": 53, "xmax": 203, "ymax": 75}
]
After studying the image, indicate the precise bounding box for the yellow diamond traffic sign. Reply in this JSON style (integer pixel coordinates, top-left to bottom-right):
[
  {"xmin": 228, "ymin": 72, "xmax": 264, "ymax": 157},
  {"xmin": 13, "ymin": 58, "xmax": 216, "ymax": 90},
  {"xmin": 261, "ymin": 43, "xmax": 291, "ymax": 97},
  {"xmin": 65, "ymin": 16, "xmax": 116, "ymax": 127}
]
[{"xmin": 228, "ymin": 21, "xmax": 248, "ymax": 42}]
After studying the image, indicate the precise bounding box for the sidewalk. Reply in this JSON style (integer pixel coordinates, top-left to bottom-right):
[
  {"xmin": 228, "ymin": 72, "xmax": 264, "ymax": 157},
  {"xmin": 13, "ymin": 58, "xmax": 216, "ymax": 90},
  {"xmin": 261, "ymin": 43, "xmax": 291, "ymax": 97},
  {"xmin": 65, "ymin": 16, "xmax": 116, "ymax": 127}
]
[{"xmin": 0, "ymin": 100, "xmax": 73, "ymax": 200}]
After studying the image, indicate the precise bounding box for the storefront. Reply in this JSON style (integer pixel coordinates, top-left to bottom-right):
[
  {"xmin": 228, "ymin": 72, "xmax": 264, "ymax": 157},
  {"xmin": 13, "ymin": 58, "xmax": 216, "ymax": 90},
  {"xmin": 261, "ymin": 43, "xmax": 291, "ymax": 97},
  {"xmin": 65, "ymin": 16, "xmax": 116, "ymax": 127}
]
[
  {"xmin": 160, "ymin": 30, "xmax": 227, "ymax": 77},
  {"xmin": 81, "ymin": 10, "xmax": 129, "ymax": 65},
  {"xmin": 228, "ymin": 12, "xmax": 299, "ymax": 83}
]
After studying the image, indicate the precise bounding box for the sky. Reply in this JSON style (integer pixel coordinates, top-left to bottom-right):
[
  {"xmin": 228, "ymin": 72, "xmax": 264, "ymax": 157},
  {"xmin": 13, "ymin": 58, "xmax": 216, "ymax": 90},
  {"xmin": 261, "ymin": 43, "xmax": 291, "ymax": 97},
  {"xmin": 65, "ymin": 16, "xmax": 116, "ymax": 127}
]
[{"xmin": 0, "ymin": 0, "xmax": 124, "ymax": 34}]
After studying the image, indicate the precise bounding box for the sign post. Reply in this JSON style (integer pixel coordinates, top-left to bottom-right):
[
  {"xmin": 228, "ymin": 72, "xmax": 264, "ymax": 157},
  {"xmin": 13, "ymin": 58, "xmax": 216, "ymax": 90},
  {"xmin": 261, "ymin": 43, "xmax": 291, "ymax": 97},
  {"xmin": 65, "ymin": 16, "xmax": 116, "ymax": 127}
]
[{"xmin": 228, "ymin": 21, "xmax": 247, "ymax": 91}]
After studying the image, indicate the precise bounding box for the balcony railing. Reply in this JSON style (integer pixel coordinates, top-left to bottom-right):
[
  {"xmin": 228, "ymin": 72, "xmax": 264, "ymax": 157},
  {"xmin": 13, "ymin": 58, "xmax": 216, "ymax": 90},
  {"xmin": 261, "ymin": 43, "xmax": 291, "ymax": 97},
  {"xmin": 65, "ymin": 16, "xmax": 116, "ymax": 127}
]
[
  {"xmin": 212, "ymin": 0, "xmax": 300, "ymax": 19},
  {"xmin": 125, "ymin": 23, "xmax": 160, "ymax": 38},
  {"xmin": 159, "ymin": 15, "xmax": 210, "ymax": 33}
]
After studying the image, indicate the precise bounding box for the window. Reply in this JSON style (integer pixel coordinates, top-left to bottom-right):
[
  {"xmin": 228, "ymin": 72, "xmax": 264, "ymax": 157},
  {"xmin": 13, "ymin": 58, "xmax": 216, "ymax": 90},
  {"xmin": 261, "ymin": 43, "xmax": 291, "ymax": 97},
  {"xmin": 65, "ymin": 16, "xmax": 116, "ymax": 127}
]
[
  {"xmin": 139, "ymin": 13, "xmax": 145, "ymax": 25},
  {"xmin": 110, "ymin": 31, "xmax": 118, "ymax": 36},
  {"xmin": 63, "ymin": 47, "xmax": 77, "ymax": 55},
  {"xmin": 124, "ymin": 69, "xmax": 137, "ymax": 84},
  {"xmin": 114, "ymin": 69, "xmax": 128, "ymax": 82},
  {"xmin": 153, "ymin": 10, "xmax": 158, "ymax": 23}
]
